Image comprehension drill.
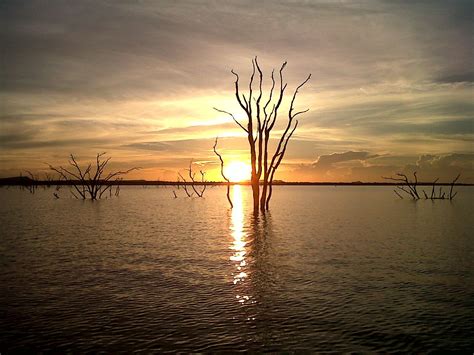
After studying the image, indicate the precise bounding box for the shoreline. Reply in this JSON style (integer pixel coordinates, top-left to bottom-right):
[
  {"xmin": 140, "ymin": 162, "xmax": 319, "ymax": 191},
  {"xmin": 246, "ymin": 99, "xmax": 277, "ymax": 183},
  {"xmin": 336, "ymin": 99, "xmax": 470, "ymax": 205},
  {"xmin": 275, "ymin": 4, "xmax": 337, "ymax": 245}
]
[{"xmin": 1, "ymin": 177, "xmax": 472, "ymax": 187}]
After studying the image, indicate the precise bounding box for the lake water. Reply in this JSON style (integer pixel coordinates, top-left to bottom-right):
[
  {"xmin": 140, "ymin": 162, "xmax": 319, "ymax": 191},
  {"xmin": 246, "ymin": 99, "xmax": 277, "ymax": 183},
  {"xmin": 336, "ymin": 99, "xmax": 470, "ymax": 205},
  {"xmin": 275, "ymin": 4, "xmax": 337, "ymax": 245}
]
[{"xmin": 1, "ymin": 185, "xmax": 473, "ymax": 352}]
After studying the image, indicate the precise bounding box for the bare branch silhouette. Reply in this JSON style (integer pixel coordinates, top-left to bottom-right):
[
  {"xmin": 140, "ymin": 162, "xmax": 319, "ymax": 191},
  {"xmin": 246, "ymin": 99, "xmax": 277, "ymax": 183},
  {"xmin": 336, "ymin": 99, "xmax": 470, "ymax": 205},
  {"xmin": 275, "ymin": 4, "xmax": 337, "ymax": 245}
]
[
  {"xmin": 213, "ymin": 137, "xmax": 233, "ymax": 208},
  {"xmin": 213, "ymin": 108, "xmax": 248, "ymax": 133},
  {"xmin": 48, "ymin": 153, "xmax": 139, "ymax": 200},
  {"xmin": 384, "ymin": 172, "xmax": 461, "ymax": 201},
  {"xmin": 177, "ymin": 173, "xmax": 193, "ymax": 197},
  {"xmin": 177, "ymin": 160, "xmax": 207, "ymax": 198},
  {"xmin": 383, "ymin": 172, "xmax": 420, "ymax": 200},
  {"xmin": 449, "ymin": 173, "xmax": 461, "ymax": 200}
]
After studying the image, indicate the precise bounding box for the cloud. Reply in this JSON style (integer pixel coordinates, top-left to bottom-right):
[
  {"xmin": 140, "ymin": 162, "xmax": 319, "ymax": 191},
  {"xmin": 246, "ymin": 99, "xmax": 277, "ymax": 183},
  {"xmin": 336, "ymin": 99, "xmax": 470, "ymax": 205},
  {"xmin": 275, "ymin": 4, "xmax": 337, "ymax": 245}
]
[
  {"xmin": 435, "ymin": 72, "xmax": 474, "ymax": 84},
  {"xmin": 289, "ymin": 151, "xmax": 380, "ymax": 181},
  {"xmin": 0, "ymin": 0, "xmax": 472, "ymax": 180},
  {"xmin": 290, "ymin": 151, "xmax": 474, "ymax": 183},
  {"xmin": 313, "ymin": 151, "xmax": 379, "ymax": 168},
  {"xmin": 2, "ymin": 0, "xmax": 472, "ymax": 98},
  {"xmin": 416, "ymin": 153, "xmax": 474, "ymax": 170}
]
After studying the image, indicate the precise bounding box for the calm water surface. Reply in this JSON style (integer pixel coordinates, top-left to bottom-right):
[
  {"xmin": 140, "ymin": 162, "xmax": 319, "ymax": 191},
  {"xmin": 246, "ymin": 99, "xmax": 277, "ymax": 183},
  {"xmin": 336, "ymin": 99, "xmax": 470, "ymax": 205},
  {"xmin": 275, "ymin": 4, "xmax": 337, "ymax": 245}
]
[{"xmin": 1, "ymin": 186, "xmax": 473, "ymax": 352}]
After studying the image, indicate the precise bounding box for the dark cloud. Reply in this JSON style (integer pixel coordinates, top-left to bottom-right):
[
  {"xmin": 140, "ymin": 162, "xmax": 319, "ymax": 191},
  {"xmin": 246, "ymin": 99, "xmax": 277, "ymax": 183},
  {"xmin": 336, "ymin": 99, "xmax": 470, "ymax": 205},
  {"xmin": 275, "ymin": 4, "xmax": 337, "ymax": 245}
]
[
  {"xmin": 304, "ymin": 98, "xmax": 474, "ymax": 133},
  {"xmin": 122, "ymin": 137, "xmax": 249, "ymax": 156},
  {"xmin": 147, "ymin": 122, "xmax": 236, "ymax": 136},
  {"xmin": 436, "ymin": 72, "xmax": 474, "ymax": 84},
  {"xmin": 415, "ymin": 153, "xmax": 474, "ymax": 170},
  {"xmin": 124, "ymin": 141, "xmax": 178, "ymax": 152},
  {"xmin": 0, "ymin": 128, "xmax": 37, "ymax": 146},
  {"xmin": 2, "ymin": 0, "xmax": 472, "ymax": 98},
  {"xmin": 0, "ymin": 137, "xmax": 118, "ymax": 150}
]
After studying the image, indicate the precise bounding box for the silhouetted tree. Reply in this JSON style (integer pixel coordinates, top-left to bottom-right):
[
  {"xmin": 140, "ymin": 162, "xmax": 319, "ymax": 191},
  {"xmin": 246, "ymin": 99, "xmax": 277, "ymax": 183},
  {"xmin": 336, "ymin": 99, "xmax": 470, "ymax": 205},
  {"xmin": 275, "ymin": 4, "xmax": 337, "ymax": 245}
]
[
  {"xmin": 177, "ymin": 160, "xmax": 207, "ymax": 198},
  {"xmin": 48, "ymin": 153, "xmax": 139, "ymax": 200},
  {"xmin": 19, "ymin": 171, "xmax": 59, "ymax": 194},
  {"xmin": 383, "ymin": 172, "xmax": 461, "ymax": 200},
  {"xmin": 213, "ymin": 137, "xmax": 233, "ymax": 208},
  {"xmin": 20, "ymin": 171, "xmax": 38, "ymax": 194},
  {"xmin": 215, "ymin": 57, "xmax": 311, "ymax": 212},
  {"xmin": 383, "ymin": 172, "xmax": 421, "ymax": 200}
]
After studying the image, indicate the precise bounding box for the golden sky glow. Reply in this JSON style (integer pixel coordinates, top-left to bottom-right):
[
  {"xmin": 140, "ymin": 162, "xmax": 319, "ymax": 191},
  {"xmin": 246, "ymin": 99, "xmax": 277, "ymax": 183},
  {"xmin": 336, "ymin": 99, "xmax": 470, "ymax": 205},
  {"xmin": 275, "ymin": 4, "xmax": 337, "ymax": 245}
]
[{"xmin": 1, "ymin": 1, "xmax": 473, "ymax": 182}]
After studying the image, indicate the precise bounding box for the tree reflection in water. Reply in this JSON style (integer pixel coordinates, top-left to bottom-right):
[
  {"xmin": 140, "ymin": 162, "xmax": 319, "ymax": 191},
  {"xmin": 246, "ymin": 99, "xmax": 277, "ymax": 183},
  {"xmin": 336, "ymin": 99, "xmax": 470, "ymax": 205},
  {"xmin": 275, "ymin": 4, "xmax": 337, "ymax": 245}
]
[{"xmin": 229, "ymin": 185, "xmax": 276, "ymax": 322}]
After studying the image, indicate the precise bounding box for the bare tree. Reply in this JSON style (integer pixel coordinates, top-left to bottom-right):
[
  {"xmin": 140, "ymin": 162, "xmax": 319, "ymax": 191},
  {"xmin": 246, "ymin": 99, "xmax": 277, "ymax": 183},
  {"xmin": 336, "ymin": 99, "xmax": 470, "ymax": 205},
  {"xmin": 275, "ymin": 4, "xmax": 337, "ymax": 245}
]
[
  {"xmin": 177, "ymin": 173, "xmax": 193, "ymax": 197},
  {"xmin": 44, "ymin": 172, "xmax": 54, "ymax": 187},
  {"xmin": 213, "ymin": 137, "xmax": 233, "ymax": 208},
  {"xmin": 177, "ymin": 160, "xmax": 207, "ymax": 198},
  {"xmin": 448, "ymin": 173, "xmax": 461, "ymax": 200},
  {"xmin": 48, "ymin": 153, "xmax": 139, "ymax": 200},
  {"xmin": 214, "ymin": 57, "xmax": 311, "ymax": 212},
  {"xmin": 383, "ymin": 172, "xmax": 421, "ymax": 200},
  {"xmin": 383, "ymin": 172, "xmax": 461, "ymax": 200},
  {"xmin": 20, "ymin": 170, "xmax": 39, "ymax": 194},
  {"xmin": 19, "ymin": 171, "xmax": 59, "ymax": 194}
]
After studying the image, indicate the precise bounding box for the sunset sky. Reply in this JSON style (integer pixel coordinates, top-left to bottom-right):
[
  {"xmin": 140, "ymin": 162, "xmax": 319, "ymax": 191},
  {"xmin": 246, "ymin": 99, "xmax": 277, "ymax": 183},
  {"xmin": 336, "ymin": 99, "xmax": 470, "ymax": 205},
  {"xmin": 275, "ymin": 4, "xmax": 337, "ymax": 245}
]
[{"xmin": 1, "ymin": 0, "xmax": 473, "ymax": 182}]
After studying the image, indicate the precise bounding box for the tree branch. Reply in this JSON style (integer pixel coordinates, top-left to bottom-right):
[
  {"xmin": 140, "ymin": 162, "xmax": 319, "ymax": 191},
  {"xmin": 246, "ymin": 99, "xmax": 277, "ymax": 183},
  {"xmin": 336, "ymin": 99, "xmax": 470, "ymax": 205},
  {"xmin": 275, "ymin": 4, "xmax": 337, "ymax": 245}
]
[
  {"xmin": 213, "ymin": 137, "xmax": 233, "ymax": 208},
  {"xmin": 213, "ymin": 107, "xmax": 248, "ymax": 133}
]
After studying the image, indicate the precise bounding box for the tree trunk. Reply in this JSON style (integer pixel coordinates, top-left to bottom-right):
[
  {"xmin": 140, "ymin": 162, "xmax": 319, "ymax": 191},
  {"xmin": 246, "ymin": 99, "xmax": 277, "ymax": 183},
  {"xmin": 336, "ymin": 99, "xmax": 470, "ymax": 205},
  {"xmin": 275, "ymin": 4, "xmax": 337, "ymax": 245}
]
[
  {"xmin": 259, "ymin": 134, "xmax": 270, "ymax": 211},
  {"xmin": 251, "ymin": 177, "xmax": 259, "ymax": 211}
]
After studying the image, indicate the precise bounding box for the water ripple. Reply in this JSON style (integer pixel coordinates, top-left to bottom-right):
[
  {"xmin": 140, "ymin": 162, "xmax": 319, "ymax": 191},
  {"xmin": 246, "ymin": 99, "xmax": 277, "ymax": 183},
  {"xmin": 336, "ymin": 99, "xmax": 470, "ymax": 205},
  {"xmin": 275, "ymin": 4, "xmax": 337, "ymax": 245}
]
[{"xmin": 1, "ymin": 186, "xmax": 473, "ymax": 352}]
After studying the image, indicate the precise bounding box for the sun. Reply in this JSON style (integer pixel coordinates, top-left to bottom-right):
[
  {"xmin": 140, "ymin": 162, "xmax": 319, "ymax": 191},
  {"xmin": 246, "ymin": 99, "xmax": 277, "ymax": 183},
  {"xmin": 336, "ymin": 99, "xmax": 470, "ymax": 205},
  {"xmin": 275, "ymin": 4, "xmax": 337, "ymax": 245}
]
[{"xmin": 224, "ymin": 161, "xmax": 251, "ymax": 182}]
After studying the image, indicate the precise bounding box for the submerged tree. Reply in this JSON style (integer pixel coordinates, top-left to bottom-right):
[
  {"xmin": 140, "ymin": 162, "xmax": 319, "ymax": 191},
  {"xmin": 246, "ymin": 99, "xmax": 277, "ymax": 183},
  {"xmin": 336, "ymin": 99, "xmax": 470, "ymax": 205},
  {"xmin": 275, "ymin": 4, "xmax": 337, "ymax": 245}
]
[
  {"xmin": 20, "ymin": 171, "xmax": 39, "ymax": 194},
  {"xmin": 176, "ymin": 160, "xmax": 207, "ymax": 198},
  {"xmin": 18, "ymin": 171, "xmax": 57, "ymax": 194},
  {"xmin": 214, "ymin": 57, "xmax": 311, "ymax": 212},
  {"xmin": 213, "ymin": 137, "xmax": 233, "ymax": 208},
  {"xmin": 383, "ymin": 172, "xmax": 461, "ymax": 200},
  {"xmin": 48, "ymin": 153, "xmax": 139, "ymax": 200}
]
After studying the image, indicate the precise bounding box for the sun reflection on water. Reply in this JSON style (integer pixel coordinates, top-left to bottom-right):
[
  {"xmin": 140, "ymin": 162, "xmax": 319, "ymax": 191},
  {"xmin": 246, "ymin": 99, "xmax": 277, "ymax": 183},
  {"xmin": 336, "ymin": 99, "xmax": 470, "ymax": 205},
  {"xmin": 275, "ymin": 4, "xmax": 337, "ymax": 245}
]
[{"xmin": 229, "ymin": 185, "xmax": 251, "ymax": 303}]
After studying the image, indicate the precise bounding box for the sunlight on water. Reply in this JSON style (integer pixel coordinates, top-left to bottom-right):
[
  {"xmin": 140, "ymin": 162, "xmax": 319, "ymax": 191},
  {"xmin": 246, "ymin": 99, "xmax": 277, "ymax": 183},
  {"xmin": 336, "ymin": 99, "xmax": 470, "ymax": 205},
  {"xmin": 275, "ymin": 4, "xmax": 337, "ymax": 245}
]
[{"xmin": 229, "ymin": 185, "xmax": 250, "ymax": 304}]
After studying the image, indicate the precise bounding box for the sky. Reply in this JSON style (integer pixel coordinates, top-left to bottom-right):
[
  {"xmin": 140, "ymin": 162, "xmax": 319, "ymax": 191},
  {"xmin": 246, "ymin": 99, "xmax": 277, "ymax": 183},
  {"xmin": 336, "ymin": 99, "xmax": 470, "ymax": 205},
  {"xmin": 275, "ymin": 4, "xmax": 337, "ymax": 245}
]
[{"xmin": 1, "ymin": 0, "xmax": 473, "ymax": 182}]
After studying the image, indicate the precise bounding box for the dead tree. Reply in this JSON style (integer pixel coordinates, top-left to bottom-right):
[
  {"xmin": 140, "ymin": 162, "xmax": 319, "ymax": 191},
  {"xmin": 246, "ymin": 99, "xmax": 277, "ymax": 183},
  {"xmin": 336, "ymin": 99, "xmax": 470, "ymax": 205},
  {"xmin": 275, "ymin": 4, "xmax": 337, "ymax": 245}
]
[
  {"xmin": 213, "ymin": 137, "xmax": 233, "ymax": 208},
  {"xmin": 22, "ymin": 170, "xmax": 39, "ymax": 194},
  {"xmin": 19, "ymin": 171, "xmax": 57, "ymax": 193},
  {"xmin": 177, "ymin": 160, "xmax": 207, "ymax": 198},
  {"xmin": 214, "ymin": 57, "xmax": 311, "ymax": 212},
  {"xmin": 48, "ymin": 153, "xmax": 139, "ymax": 200},
  {"xmin": 383, "ymin": 172, "xmax": 461, "ymax": 200},
  {"xmin": 383, "ymin": 172, "xmax": 421, "ymax": 200},
  {"xmin": 449, "ymin": 173, "xmax": 461, "ymax": 200},
  {"xmin": 44, "ymin": 172, "xmax": 53, "ymax": 188},
  {"xmin": 177, "ymin": 173, "xmax": 193, "ymax": 197},
  {"xmin": 422, "ymin": 174, "xmax": 461, "ymax": 200}
]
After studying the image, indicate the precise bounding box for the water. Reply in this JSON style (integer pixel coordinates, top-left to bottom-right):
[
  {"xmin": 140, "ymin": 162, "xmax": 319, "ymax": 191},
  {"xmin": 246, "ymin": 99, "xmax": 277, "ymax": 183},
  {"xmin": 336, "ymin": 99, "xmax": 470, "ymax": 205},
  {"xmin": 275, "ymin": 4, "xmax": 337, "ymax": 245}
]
[{"xmin": 1, "ymin": 185, "xmax": 473, "ymax": 352}]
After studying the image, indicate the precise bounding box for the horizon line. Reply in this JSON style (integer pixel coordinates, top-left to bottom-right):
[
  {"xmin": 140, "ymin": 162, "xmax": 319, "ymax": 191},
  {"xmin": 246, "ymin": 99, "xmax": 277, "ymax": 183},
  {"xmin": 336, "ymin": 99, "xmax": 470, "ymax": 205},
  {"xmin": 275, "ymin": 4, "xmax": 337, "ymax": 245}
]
[{"xmin": 1, "ymin": 176, "xmax": 472, "ymax": 187}]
